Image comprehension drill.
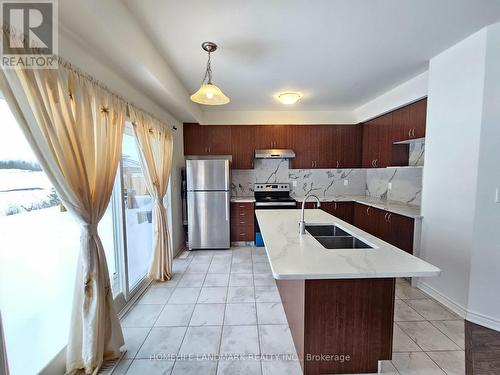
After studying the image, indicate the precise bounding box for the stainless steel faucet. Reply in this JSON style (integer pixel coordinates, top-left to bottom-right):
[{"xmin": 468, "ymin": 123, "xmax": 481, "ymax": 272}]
[{"xmin": 299, "ymin": 193, "xmax": 321, "ymax": 234}]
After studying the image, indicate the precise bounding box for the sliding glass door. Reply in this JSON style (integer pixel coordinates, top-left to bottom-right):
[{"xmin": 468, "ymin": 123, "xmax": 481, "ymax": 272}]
[{"xmin": 120, "ymin": 127, "xmax": 154, "ymax": 294}]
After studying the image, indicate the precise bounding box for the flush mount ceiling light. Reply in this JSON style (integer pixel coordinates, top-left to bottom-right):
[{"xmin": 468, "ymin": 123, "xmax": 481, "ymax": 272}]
[
  {"xmin": 190, "ymin": 42, "xmax": 230, "ymax": 105},
  {"xmin": 277, "ymin": 92, "xmax": 302, "ymax": 105}
]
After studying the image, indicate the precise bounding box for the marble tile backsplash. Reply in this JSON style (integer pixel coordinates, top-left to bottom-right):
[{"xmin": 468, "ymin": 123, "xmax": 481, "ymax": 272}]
[
  {"xmin": 365, "ymin": 168, "xmax": 422, "ymax": 206},
  {"xmin": 231, "ymin": 159, "xmax": 422, "ymax": 206},
  {"xmin": 409, "ymin": 140, "xmax": 425, "ymax": 167}
]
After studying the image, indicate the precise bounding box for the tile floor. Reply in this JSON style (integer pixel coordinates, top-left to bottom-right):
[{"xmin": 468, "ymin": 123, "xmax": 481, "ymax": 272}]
[{"xmin": 109, "ymin": 247, "xmax": 465, "ymax": 375}]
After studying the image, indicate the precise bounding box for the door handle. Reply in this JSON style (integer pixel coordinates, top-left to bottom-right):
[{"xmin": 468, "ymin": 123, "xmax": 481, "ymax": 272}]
[
  {"xmin": 408, "ymin": 128, "xmax": 412, "ymax": 138},
  {"xmin": 366, "ymin": 206, "xmax": 371, "ymax": 215},
  {"xmin": 334, "ymin": 202, "xmax": 337, "ymax": 210},
  {"xmin": 374, "ymin": 159, "xmax": 378, "ymax": 167},
  {"xmin": 371, "ymin": 160, "xmax": 375, "ymax": 167},
  {"xmin": 336, "ymin": 160, "xmax": 340, "ymax": 168},
  {"xmin": 387, "ymin": 213, "xmax": 392, "ymax": 223},
  {"xmin": 225, "ymin": 198, "xmax": 229, "ymax": 221},
  {"xmin": 411, "ymin": 128, "xmax": 415, "ymax": 138},
  {"xmin": 384, "ymin": 212, "xmax": 389, "ymax": 222}
]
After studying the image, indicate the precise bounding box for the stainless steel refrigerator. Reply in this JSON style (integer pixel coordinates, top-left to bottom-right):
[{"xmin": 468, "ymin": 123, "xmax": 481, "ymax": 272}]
[{"xmin": 186, "ymin": 158, "xmax": 230, "ymax": 250}]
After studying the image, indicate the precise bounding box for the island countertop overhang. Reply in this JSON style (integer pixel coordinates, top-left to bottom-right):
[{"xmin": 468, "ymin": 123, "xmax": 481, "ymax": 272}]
[{"xmin": 255, "ymin": 209, "xmax": 440, "ymax": 280}]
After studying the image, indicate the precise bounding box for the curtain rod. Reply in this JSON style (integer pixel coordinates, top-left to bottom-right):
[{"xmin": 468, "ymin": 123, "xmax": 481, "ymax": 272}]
[
  {"xmin": 2, "ymin": 24, "xmax": 176, "ymax": 131},
  {"xmin": 58, "ymin": 57, "xmax": 177, "ymax": 132}
]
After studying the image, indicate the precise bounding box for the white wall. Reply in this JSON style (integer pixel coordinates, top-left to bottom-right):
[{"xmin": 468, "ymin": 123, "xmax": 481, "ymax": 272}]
[
  {"xmin": 419, "ymin": 23, "xmax": 500, "ymax": 330},
  {"xmin": 467, "ymin": 22, "xmax": 500, "ymax": 330},
  {"xmin": 419, "ymin": 29, "xmax": 486, "ymax": 314},
  {"xmin": 353, "ymin": 71, "xmax": 428, "ymax": 123}
]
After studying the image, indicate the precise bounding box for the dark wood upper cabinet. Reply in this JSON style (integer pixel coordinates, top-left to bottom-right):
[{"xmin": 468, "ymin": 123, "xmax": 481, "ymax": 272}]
[
  {"xmin": 290, "ymin": 125, "xmax": 316, "ymax": 169},
  {"xmin": 290, "ymin": 125, "xmax": 362, "ymax": 169},
  {"xmin": 340, "ymin": 125, "xmax": 362, "ymax": 168},
  {"xmin": 362, "ymin": 113, "xmax": 392, "ymax": 168},
  {"xmin": 254, "ymin": 125, "xmax": 292, "ymax": 149},
  {"xmin": 183, "ymin": 123, "xmax": 231, "ymax": 155},
  {"xmin": 231, "ymin": 126, "xmax": 255, "ymax": 169},
  {"xmin": 409, "ymin": 98, "xmax": 427, "ymax": 138}
]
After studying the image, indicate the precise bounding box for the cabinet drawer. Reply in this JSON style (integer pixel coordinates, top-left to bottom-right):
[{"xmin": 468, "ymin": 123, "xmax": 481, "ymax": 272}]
[{"xmin": 230, "ymin": 202, "xmax": 255, "ymax": 242}]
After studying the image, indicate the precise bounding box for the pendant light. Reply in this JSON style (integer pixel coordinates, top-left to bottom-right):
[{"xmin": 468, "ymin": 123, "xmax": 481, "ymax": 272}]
[{"xmin": 190, "ymin": 42, "xmax": 230, "ymax": 105}]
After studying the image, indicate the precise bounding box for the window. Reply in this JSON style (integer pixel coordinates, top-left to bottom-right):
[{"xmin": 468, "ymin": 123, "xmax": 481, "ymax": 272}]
[{"xmin": 0, "ymin": 99, "xmax": 118, "ymax": 374}]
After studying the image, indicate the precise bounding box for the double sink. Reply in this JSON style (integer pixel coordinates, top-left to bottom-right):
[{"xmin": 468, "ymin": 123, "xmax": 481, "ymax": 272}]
[{"xmin": 305, "ymin": 224, "xmax": 373, "ymax": 249}]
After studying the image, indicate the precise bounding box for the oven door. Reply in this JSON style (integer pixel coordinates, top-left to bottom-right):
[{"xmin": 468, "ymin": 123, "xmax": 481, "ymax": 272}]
[{"xmin": 254, "ymin": 201, "xmax": 297, "ymax": 246}]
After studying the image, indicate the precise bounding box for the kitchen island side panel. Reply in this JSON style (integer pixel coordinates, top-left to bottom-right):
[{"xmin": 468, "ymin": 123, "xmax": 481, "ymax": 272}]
[{"xmin": 277, "ymin": 278, "xmax": 396, "ymax": 375}]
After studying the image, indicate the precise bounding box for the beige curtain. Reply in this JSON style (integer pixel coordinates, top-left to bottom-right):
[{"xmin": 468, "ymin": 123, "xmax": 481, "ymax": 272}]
[
  {"xmin": 0, "ymin": 63, "xmax": 125, "ymax": 374},
  {"xmin": 0, "ymin": 311, "xmax": 9, "ymax": 375},
  {"xmin": 129, "ymin": 106, "xmax": 174, "ymax": 281}
]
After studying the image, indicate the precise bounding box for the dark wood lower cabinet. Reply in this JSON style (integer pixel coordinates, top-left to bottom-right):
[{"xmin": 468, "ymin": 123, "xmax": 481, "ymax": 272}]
[
  {"xmin": 353, "ymin": 202, "xmax": 414, "ymax": 254},
  {"xmin": 466, "ymin": 320, "xmax": 500, "ymax": 375},
  {"xmin": 277, "ymin": 278, "xmax": 395, "ymax": 374},
  {"xmin": 298, "ymin": 201, "xmax": 354, "ymax": 224},
  {"xmin": 230, "ymin": 202, "xmax": 254, "ymax": 241}
]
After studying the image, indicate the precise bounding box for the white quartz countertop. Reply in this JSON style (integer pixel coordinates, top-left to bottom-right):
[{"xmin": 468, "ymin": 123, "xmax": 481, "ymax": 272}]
[
  {"xmin": 255, "ymin": 209, "xmax": 439, "ymax": 280},
  {"xmin": 293, "ymin": 195, "xmax": 422, "ymax": 219},
  {"xmin": 230, "ymin": 197, "xmax": 256, "ymax": 203}
]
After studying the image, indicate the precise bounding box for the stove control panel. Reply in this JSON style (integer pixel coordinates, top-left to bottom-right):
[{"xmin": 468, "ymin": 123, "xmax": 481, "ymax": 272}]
[{"xmin": 254, "ymin": 183, "xmax": 290, "ymax": 192}]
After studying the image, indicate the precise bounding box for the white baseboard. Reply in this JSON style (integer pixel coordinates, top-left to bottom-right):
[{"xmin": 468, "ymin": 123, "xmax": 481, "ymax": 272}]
[
  {"xmin": 466, "ymin": 309, "xmax": 500, "ymax": 332},
  {"xmin": 416, "ymin": 280, "xmax": 467, "ymax": 318}
]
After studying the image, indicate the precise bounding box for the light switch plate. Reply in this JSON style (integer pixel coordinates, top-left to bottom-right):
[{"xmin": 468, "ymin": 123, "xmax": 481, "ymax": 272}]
[
  {"xmin": 388, "ymin": 182, "xmax": 392, "ymax": 190},
  {"xmin": 292, "ymin": 180, "xmax": 297, "ymax": 187},
  {"xmin": 343, "ymin": 179, "xmax": 348, "ymax": 186}
]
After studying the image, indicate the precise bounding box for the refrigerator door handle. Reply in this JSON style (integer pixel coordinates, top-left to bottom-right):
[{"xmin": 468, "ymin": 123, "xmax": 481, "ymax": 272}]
[{"xmin": 226, "ymin": 196, "xmax": 229, "ymax": 222}]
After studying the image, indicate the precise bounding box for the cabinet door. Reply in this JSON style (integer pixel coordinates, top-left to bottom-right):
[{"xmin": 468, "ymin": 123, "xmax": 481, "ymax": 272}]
[
  {"xmin": 183, "ymin": 123, "xmax": 209, "ymax": 155},
  {"xmin": 274, "ymin": 125, "xmax": 293, "ymax": 149},
  {"xmin": 392, "ymin": 105, "xmax": 411, "ymax": 142},
  {"xmin": 387, "ymin": 213, "xmax": 414, "ymax": 254},
  {"xmin": 409, "ymin": 98, "xmax": 427, "ymax": 138},
  {"xmin": 255, "ymin": 125, "xmax": 291, "ymax": 149},
  {"xmin": 340, "ymin": 126, "xmax": 362, "ymax": 168},
  {"xmin": 315, "ymin": 126, "xmax": 335, "ymax": 168},
  {"xmin": 377, "ymin": 113, "xmax": 393, "ymax": 168},
  {"xmin": 353, "ymin": 203, "xmax": 384, "ymax": 236},
  {"xmin": 322, "ymin": 201, "xmax": 354, "ymax": 223},
  {"xmin": 231, "ymin": 126, "xmax": 255, "ymax": 169},
  {"xmin": 291, "ymin": 126, "xmax": 316, "ymax": 169},
  {"xmin": 362, "ymin": 121, "xmax": 379, "ymax": 168},
  {"xmin": 206, "ymin": 125, "xmax": 232, "ymax": 154}
]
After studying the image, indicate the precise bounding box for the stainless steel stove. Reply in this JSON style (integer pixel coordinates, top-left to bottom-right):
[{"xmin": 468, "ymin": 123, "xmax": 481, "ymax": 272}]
[
  {"xmin": 254, "ymin": 183, "xmax": 296, "ymax": 208},
  {"xmin": 254, "ymin": 183, "xmax": 296, "ymax": 246}
]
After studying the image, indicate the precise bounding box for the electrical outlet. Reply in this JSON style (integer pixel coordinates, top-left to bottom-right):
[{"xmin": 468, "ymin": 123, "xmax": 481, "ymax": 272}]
[
  {"xmin": 292, "ymin": 180, "xmax": 298, "ymax": 187},
  {"xmin": 343, "ymin": 179, "xmax": 348, "ymax": 186},
  {"xmin": 388, "ymin": 182, "xmax": 392, "ymax": 190}
]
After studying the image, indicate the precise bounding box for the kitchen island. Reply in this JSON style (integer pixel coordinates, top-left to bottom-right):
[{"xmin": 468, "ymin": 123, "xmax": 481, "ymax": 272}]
[{"xmin": 255, "ymin": 209, "xmax": 439, "ymax": 375}]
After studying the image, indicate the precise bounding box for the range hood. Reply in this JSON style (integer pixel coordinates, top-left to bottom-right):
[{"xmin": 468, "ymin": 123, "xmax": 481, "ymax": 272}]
[{"xmin": 254, "ymin": 149, "xmax": 296, "ymax": 159}]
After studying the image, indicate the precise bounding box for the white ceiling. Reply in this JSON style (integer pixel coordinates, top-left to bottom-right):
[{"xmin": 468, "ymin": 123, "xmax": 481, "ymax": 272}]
[{"xmin": 60, "ymin": 0, "xmax": 500, "ymax": 122}]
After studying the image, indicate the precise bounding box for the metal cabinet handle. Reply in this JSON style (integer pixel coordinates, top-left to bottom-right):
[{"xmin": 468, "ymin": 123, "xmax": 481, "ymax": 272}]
[
  {"xmin": 408, "ymin": 128, "xmax": 412, "ymax": 137},
  {"xmin": 336, "ymin": 160, "xmax": 340, "ymax": 168},
  {"xmin": 366, "ymin": 206, "xmax": 371, "ymax": 215},
  {"xmin": 334, "ymin": 202, "xmax": 337, "ymax": 210},
  {"xmin": 387, "ymin": 213, "xmax": 392, "ymax": 223},
  {"xmin": 373, "ymin": 159, "xmax": 378, "ymax": 167},
  {"xmin": 384, "ymin": 212, "xmax": 389, "ymax": 222},
  {"xmin": 411, "ymin": 128, "xmax": 416, "ymax": 137}
]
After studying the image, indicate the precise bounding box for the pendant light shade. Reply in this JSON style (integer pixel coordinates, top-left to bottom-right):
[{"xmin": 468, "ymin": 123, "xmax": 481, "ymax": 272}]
[
  {"xmin": 190, "ymin": 42, "xmax": 230, "ymax": 106},
  {"xmin": 190, "ymin": 83, "xmax": 230, "ymax": 105}
]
